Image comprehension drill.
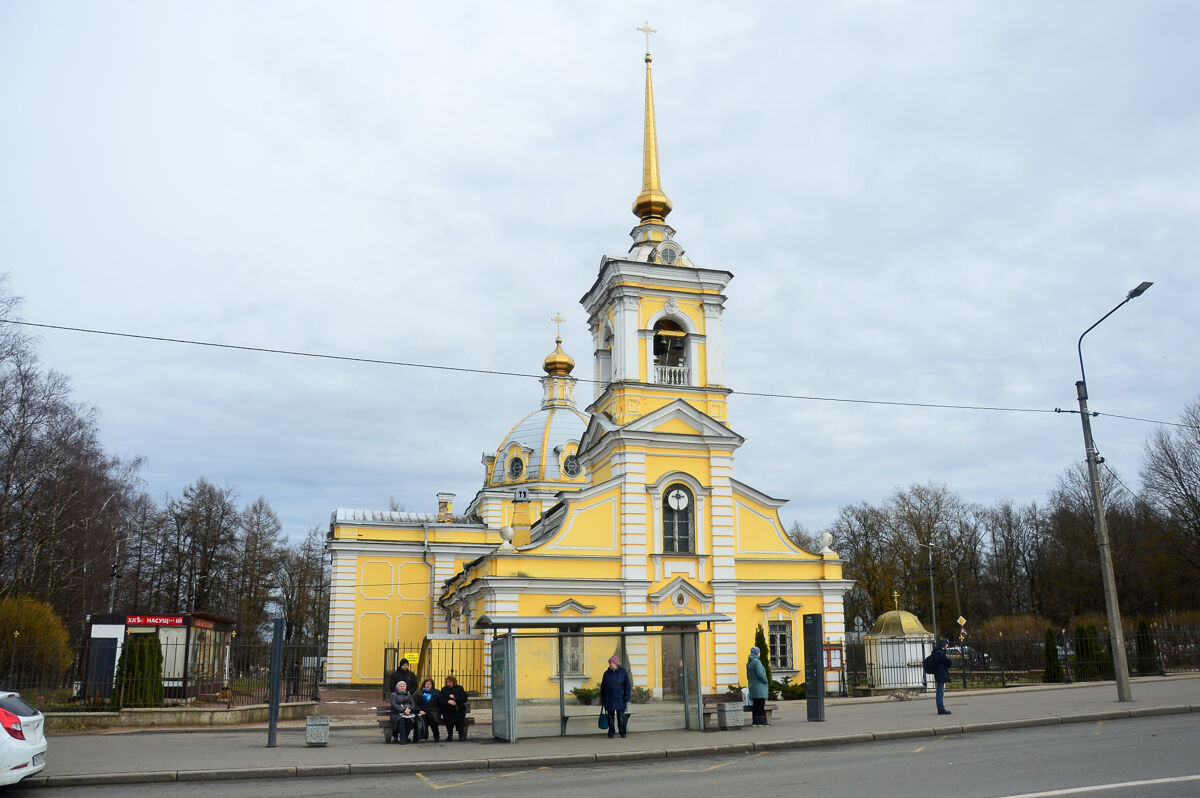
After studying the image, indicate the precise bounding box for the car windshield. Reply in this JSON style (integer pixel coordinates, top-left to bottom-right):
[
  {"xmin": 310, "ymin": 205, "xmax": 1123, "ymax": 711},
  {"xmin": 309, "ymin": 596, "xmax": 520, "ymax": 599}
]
[{"xmin": 0, "ymin": 696, "xmax": 39, "ymax": 716}]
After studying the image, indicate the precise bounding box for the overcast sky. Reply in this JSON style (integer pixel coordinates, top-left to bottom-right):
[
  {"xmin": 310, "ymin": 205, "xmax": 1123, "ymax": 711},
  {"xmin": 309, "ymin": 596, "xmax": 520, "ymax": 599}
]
[{"xmin": 2, "ymin": 1, "xmax": 1197, "ymax": 541}]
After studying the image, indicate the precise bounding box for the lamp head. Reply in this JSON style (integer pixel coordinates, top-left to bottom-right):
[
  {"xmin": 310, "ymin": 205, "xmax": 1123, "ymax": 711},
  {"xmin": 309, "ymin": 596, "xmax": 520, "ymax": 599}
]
[{"xmin": 1127, "ymin": 281, "xmax": 1153, "ymax": 299}]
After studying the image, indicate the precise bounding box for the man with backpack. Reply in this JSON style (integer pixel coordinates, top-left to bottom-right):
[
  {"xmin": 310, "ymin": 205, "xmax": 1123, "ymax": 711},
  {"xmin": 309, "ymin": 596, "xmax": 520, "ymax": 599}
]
[{"xmin": 924, "ymin": 639, "xmax": 953, "ymax": 715}]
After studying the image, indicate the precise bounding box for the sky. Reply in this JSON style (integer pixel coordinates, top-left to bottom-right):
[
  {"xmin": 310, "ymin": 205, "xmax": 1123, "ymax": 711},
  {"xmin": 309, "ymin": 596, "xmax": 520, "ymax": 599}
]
[{"xmin": 1, "ymin": 1, "xmax": 1197, "ymax": 542}]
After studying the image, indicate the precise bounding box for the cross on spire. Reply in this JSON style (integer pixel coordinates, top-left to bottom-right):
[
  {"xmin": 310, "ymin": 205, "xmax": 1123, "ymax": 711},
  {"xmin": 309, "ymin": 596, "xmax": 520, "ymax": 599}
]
[
  {"xmin": 892, "ymin": 591, "xmax": 900, "ymax": 611},
  {"xmin": 551, "ymin": 313, "xmax": 566, "ymax": 340},
  {"xmin": 637, "ymin": 21, "xmax": 657, "ymax": 55}
]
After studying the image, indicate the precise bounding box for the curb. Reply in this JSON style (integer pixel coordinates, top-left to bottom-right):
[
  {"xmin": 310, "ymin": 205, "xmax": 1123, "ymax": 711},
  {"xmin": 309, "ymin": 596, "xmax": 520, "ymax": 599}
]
[{"xmin": 28, "ymin": 704, "xmax": 1196, "ymax": 789}]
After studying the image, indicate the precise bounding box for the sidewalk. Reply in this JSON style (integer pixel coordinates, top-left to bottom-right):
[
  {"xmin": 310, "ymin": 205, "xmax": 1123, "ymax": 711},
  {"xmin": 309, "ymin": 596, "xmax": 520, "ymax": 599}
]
[{"xmin": 27, "ymin": 675, "xmax": 1200, "ymax": 789}]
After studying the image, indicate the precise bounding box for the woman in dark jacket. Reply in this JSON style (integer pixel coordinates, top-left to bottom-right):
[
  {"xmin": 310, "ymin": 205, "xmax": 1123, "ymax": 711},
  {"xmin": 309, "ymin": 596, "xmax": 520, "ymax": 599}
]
[
  {"xmin": 439, "ymin": 675, "xmax": 470, "ymax": 741},
  {"xmin": 599, "ymin": 654, "xmax": 631, "ymax": 738},
  {"xmin": 389, "ymin": 682, "xmax": 417, "ymax": 743},
  {"xmin": 414, "ymin": 677, "xmax": 441, "ymax": 742}
]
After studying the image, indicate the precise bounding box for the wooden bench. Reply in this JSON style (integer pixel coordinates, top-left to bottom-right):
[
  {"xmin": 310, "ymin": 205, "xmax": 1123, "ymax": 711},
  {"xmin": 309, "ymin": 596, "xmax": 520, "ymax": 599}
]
[
  {"xmin": 701, "ymin": 693, "xmax": 776, "ymax": 729},
  {"xmin": 376, "ymin": 705, "xmax": 475, "ymax": 743}
]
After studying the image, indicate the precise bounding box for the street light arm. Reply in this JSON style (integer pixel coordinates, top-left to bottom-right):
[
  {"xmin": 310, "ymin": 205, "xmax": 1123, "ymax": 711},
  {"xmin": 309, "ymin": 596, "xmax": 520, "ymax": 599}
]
[
  {"xmin": 1077, "ymin": 297, "xmax": 1130, "ymax": 388},
  {"xmin": 1077, "ymin": 282, "xmax": 1153, "ymax": 387}
]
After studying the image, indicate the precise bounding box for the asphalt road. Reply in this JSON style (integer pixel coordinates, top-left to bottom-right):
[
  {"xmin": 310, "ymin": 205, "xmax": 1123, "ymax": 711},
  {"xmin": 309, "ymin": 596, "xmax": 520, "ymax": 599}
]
[{"xmin": 16, "ymin": 714, "xmax": 1200, "ymax": 797}]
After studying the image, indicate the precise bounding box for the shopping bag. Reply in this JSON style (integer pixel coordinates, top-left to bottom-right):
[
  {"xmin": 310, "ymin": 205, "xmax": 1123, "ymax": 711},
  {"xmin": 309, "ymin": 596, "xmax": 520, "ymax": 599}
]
[
  {"xmin": 598, "ymin": 711, "xmax": 609, "ymax": 730},
  {"xmin": 415, "ymin": 714, "xmax": 427, "ymax": 740}
]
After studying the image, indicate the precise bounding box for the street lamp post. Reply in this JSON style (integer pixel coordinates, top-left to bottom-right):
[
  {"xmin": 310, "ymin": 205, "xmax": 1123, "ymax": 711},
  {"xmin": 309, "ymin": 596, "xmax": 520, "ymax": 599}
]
[
  {"xmin": 918, "ymin": 541, "xmax": 941, "ymax": 641},
  {"xmin": 1075, "ymin": 281, "xmax": 1151, "ymax": 703}
]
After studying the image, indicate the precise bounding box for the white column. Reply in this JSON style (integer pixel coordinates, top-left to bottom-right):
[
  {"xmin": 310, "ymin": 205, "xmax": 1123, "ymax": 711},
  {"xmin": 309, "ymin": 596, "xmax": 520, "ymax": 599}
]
[
  {"xmin": 703, "ymin": 301, "xmax": 724, "ymax": 387},
  {"xmin": 612, "ymin": 296, "xmax": 640, "ymax": 382}
]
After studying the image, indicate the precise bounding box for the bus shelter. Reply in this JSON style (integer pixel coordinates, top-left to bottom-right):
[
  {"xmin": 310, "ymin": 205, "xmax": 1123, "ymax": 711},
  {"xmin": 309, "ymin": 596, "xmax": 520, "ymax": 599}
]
[{"xmin": 476, "ymin": 613, "xmax": 730, "ymax": 742}]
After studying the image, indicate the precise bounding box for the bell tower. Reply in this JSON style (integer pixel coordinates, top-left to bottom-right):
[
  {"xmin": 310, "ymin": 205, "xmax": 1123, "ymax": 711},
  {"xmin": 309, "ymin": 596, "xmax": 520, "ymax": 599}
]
[{"xmin": 581, "ymin": 35, "xmax": 732, "ymax": 427}]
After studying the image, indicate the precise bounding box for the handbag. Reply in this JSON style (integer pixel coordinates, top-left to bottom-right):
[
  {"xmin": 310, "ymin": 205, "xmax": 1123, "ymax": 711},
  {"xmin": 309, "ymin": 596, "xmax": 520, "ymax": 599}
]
[
  {"xmin": 415, "ymin": 713, "xmax": 427, "ymax": 740},
  {"xmin": 598, "ymin": 710, "xmax": 609, "ymax": 730}
]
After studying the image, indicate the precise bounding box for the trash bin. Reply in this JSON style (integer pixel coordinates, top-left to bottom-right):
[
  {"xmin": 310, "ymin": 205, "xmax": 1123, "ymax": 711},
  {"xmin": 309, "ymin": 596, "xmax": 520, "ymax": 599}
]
[
  {"xmin": 306, "ymin": 715, "xmax": 330, "ymax": 746},
  {"xmin": 716, "ymin": 702, "xmax": 744, "ymax": 730}
]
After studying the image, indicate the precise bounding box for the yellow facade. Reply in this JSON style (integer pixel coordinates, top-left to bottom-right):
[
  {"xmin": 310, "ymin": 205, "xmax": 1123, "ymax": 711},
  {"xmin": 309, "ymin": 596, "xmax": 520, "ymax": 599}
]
[{"xmin": 324, "ymin": 48, "xmax": 851, "ymax": 694}]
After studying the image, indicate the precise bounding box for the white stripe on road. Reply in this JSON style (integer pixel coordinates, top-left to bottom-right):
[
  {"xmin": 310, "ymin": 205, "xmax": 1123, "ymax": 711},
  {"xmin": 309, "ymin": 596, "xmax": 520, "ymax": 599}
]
[{"xmin": 996, "ymin": 773, "xmax": 1200, "ymax": 797}]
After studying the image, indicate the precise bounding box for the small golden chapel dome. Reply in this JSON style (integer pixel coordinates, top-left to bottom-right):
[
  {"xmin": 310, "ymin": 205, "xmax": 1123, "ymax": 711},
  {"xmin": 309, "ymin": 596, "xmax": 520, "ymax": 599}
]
[
  {"xmin": 868, "ymin": 610, "xmax": 931, "ymax": 637},
  {"xmin": 543, "ymin": 337, "xmax": 575, "ymax": 377}
]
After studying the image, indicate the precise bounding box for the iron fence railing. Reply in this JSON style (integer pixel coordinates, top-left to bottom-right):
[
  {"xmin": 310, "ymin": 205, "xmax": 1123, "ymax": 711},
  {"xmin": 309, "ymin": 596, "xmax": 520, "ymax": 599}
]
[
  {"xmin": 0, "ymin": 639, "xmax": 322, "ymax": 713},
  {"xmin": 384, "ymin": 636, "xmax": 487, "ymax": 697},
  {"xmin": 844, "ymin": 628, "xmax": 1200, "ymax": 693}
]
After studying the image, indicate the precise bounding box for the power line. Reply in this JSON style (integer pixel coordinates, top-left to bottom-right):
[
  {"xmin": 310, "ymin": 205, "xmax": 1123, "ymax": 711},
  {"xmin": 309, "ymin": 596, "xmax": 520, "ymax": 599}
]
[{"xmin": 3, "ymin": 317, "xmax": 1190, "ymax": 428}]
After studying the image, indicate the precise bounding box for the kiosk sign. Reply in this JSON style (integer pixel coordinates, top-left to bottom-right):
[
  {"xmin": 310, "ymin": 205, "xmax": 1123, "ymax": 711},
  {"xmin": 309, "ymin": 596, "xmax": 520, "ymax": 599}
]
[{"xmin": 126, "ymin": 615, "xmax": 184, "ymax": 626}]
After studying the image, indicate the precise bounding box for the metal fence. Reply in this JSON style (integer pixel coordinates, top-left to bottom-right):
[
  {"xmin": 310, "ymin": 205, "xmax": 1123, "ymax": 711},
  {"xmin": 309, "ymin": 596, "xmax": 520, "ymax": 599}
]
[
  {"xmin": 0, "ymin": 638, "xmax": 322, "ymax": 713},
  {"xmin": 384, "ymin": 636, "xmax": 487, "ymax": 697},
  {"xmin": 845, "ymin": 628, "xmax": 1200, "ymax": 694}
]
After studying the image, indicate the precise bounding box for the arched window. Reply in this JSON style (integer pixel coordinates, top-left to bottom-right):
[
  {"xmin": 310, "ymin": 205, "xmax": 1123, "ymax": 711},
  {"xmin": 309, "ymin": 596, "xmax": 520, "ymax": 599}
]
[
  {"xmin": 662, "ymin": 483, "xmax": 694, "ymax": 553},
  {"xmin": 652, "ymin": 320, "xmax": 688, "ymax": 386}
]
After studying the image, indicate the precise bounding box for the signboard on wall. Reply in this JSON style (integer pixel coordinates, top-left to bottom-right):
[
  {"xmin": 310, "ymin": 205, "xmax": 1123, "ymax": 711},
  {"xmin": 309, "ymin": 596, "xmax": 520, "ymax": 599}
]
[{"xmin": 125, "ymin": 616, "xmax": 184, "ymax": 626}]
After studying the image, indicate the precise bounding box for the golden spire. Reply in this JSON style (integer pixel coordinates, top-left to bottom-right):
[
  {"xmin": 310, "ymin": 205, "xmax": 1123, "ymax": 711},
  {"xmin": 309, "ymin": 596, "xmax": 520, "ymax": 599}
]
[{"xmin": 632, "ymin": 22, "xmax": 672, "ymax": 224}]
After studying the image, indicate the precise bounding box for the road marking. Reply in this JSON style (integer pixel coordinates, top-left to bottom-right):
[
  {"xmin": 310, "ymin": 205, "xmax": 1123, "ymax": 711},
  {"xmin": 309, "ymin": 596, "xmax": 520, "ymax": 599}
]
[
  {"xmin": 912, "ymin": 746, "xmax": 926, "ymax": 753},
  {"xmin": 414, "ymin": 768, "xmax": 541, "ymax": 790},
  {"xmin": 995, "ymin": 773, "xmax": 1200, "ymax": 797},
  {"xmin": 672, "ymin": 751, "xmax": 768, "ymax": 772}
]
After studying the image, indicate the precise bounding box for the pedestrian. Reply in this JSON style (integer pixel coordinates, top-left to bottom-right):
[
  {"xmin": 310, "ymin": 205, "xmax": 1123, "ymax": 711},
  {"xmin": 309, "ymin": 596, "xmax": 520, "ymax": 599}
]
[
  {"xmin": 931, "ymin": 639, "xmax": 953, "ymax": 715},
  {"xmin": 389, "ymin": 680, "xmax": 417, "ymax": 744},
  {"xmin": 415, "ymin": 677, "xmax": 441, "ymax": 742},
  {"xmin": 439, "ymin": 675, "xmax": 470, "ymax": 741},
  {"xmin": 746, "ymin": 645, "xmax": 769, "ymax": 726},
  {"xmin": 599, "ymin": 653, "xmax": 631, "ymax": 738}
]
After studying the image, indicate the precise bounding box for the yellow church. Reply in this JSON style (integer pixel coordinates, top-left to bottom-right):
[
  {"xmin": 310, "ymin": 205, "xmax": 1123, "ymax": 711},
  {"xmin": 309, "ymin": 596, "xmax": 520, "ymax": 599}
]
[{"xmin": 325, "ymin": 43, "xmax": 852, "ymax": 712}]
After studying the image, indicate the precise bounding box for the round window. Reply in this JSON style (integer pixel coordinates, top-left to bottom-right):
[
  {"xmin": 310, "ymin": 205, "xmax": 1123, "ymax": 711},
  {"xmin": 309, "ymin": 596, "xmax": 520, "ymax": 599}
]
[
  {"xmin": 563, "ymin": 454, "xmax": 581, "ymax": 477},
  {"xmin": 507, "ymin": 457, "xmax": 524, "ymax": 480}
]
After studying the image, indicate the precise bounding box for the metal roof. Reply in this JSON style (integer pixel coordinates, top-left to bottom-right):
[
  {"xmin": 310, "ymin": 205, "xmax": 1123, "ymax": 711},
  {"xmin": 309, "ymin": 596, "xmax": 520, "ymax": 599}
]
[{"xmin": 474, "ymin": 613, "xmax": 731, "ymax": 630}]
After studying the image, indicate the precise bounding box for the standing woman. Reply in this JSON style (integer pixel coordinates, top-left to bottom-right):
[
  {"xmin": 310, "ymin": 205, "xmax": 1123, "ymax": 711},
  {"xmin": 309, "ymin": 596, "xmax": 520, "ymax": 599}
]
[
  {"xmin": 439, "ymin": 675, "xmax": 470, "ymax": 741},
  {"xmin": 415, "ymin": 677, "xmax": 441, "ymax": 742},
  {"xmin": 599, "ymin": 654, "xmax": 631, "ymax": 738},
  {"xmin": 747, "ymin": 646, "xmax": 769, "ymax": 726}
]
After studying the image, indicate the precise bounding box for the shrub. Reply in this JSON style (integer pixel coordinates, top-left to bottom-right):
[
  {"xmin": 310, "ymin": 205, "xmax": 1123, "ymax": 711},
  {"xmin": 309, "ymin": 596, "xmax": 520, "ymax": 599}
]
[
  {"xmin": 1135, "ymin": 621, "xmax": 1158, "ymax": 676},
  {"xmin": 777, "ymin": 677, "xmax": 806, "ymax": 701},
  {"xmin": 0, "ymin": 597, "xmax": 74, "ymax": 691},
  {"xmin": 629, "ymin": 686, "xmax": 653, "ymax": 704},
  {"xmin": 112, "ymin": 633, "xmax": 163, "ymax": 709},
  {"xmin": 1042, "ymin": 628, "xmax": 1064, "ymax": 683},
  {"xmin": 571, "ymin": 686, "xmax": 597, "ymax": 705}
]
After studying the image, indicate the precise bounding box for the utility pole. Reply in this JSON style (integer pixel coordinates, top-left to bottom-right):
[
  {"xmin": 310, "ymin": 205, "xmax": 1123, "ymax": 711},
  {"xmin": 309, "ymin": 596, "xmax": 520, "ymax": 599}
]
[{"xmin": 1073, "ymin": 281, "xmax": 1152, "ymax": 703}]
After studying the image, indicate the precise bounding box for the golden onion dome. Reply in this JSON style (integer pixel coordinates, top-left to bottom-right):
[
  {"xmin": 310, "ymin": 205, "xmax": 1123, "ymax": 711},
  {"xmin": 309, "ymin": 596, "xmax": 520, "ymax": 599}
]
[
  {"xmin": 868, "ymin": 610, "xmax": 931, "ymax": 637},
  {"xmin": 543, "ymin": 337, "xmax": 575, "ymax": 376}
]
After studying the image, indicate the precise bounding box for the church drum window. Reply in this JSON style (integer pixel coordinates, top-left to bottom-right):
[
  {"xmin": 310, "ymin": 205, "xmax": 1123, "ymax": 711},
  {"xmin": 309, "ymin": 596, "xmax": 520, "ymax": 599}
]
[
  {"xmin": 662, "ymin": 483, "xmax": 694, "ymax": 554},
  {"xmin": 768, "ymin": 620, "xmax": 793, "ymax": 670}
]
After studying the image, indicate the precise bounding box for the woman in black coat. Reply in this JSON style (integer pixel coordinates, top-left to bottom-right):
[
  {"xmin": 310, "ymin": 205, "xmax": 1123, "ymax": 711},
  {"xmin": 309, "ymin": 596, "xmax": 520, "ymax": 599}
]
[{"xmin": 438, "ymin": 675, "xmax": 470, "ymax": 741}]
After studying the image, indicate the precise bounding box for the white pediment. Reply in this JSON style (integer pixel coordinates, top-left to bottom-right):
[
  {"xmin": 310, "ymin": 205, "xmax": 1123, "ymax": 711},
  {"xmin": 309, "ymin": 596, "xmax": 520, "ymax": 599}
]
[
  {"xmin": 648, "ymin": 576, "xmax": 715, "ymax": 604},
  {"xmin": 621, "ymin": 399, "xmax": 744, "ymax": 443}
]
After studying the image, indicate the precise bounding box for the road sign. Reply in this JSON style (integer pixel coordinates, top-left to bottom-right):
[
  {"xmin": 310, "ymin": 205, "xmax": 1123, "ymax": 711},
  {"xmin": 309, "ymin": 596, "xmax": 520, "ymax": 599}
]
[{"xmin": 957, "ymin": 615, "xmax": 966, "ymax": 627}]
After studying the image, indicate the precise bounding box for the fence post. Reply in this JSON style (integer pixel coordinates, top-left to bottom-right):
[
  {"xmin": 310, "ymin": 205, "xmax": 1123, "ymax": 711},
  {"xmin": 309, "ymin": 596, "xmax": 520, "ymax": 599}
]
[{"xmin": 267, "ymin": 617, "xmax": 283, "ymax": 748}]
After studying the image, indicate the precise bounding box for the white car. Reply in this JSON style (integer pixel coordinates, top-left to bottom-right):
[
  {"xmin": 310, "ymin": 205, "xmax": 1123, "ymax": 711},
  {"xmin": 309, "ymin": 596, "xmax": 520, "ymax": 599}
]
[{"xmin": 0, "ymin": 692, "xmax": 46, "ymax": 786}]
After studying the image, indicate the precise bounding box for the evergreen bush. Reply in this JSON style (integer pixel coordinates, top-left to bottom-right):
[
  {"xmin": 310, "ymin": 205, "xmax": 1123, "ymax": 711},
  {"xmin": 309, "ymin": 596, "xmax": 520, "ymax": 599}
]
[
  {"xmin": 1042, "ymin": 628, "xmax": 1064, "ymax": 683},
  {"xmin": 1135, "ymin": 621, "xmax": 1159, "ymax": 675},
  {"xmin": 571, "ymin": 686, "xmax": 597, "ymax": 705},
  {"xmin": 112, "ymin": 633, "xmax": 164, "ymax": 709},
  {"xmin": 753, "ymin": 624, "xmax": 772, "ymax": 687}
]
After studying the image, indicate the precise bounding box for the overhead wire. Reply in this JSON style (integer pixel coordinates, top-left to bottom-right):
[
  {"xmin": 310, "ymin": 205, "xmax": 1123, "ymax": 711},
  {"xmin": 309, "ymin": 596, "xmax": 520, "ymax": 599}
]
[{"xmin": 2, "ymin": 317, "xmax": 1191, "ymax": 428}]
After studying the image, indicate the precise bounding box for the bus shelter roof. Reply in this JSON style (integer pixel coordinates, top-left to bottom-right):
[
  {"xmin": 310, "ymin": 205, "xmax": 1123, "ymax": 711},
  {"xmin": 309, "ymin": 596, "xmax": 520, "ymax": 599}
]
[{"xmin": 474, "ymin": 613, "xmax": 731, "ymax": 631}]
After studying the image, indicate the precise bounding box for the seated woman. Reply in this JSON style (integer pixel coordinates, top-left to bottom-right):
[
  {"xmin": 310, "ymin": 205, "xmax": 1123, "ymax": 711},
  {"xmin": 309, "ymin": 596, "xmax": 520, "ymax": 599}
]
[
  {"xmin": 389, "ymin": 681, "xmax": 417, "ymax": 744},
  {"xmin": 438, "ymin": 675, "xmax": 470, "ymax": 741},
  {"xmin": 414, "ymin": 677, "xmax": 441, "ymax": 742}
]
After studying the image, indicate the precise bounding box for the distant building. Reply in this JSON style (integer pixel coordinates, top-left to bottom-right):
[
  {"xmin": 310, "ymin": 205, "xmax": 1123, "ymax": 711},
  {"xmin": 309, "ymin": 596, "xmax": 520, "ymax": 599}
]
[{"xmin": 325, "ymin": 46, "xmax": 852, "ymax": 695}]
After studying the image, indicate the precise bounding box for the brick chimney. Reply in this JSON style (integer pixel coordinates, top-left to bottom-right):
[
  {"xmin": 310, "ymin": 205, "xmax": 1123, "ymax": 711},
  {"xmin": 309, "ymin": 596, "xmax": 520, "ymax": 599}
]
[{"xmin": 437, "ymin": 492, "xmax": 455, "ymax": 523}]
